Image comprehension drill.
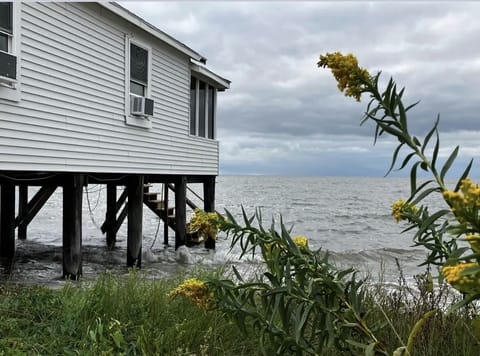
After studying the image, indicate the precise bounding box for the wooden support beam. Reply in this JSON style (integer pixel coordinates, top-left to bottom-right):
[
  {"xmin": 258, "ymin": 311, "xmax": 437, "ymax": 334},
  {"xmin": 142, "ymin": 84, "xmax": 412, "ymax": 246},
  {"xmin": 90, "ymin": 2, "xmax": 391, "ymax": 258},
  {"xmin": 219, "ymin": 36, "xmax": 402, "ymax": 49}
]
[
  {"xmin": 17, "ymin": 185, "xmax": 28, "ymax": 240},
  {"xmin": 203, "ymin": 176, "xmax": 216, "ymax": 250},
  {"xmin": 15, "ymin": 186, "xmax": 57, "ymax": 228},
  {"xmin": 0, "ymin": 182, "xmax": 16, "ymax": 261},
  {"xmin": 105, "ymin": 183, "xmax": 117, "ymax": 248},
  {"xmin": 100, "ymin": 187, "xmax": 128, "ymax": 234},
  {"xmin": 62, "ymin": 175, "xmax": 84, "ymax": 280},
  {"xmin": 174, "ymin": 176, "xmax": 187, "ymax": 249},
  {"xmin": 127, "ymin": 175, "xmax": 143, "ymax": 268}
]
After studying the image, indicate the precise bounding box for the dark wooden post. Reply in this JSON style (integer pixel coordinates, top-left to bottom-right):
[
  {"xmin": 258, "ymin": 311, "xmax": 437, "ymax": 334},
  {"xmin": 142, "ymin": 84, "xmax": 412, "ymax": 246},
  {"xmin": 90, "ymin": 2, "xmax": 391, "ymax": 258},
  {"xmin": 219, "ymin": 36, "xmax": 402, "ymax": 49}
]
[
  {"xmin": 127, "ymin": 175, "xmax": 143, "ymax": 268},
  {"xmin": 18, "ymin": 185, "xmax": 28, "ymax": 240},
  {"xmin": 163, "ymin": 183, "xmax": 169, "ymax": 245},
  {"xmin": 203, "ymin": 176, "xmax": 216, "ymax": 213},
  {"xmin": 63, "ymin": 175, "xmax": 84, "ymax": 279},
  {"xmin": 0, "ymin": 181, "xmax": 16, "ymax": 261},
  {"xmin": 105, "ymin": 183, "xmax": 117, "ymax": 248},
  {"xmin": 203, "ymin": 176, "xmax": 216, "ymax": 249},
  {"xmin": 174, "ymin": 176, "xmax": 187, "ymax": 249}
]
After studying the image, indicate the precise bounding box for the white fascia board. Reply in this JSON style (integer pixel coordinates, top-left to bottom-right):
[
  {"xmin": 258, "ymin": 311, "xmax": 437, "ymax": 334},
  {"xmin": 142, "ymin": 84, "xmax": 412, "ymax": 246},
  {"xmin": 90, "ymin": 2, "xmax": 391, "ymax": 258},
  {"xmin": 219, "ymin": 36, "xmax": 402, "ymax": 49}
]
[
  {"xmin": 190, "ymin": 63, "xmax": 230, "ymax": 91},
  {"xmin": 99, "ymin": 2, "xmax": 207, "ymax": 64}
]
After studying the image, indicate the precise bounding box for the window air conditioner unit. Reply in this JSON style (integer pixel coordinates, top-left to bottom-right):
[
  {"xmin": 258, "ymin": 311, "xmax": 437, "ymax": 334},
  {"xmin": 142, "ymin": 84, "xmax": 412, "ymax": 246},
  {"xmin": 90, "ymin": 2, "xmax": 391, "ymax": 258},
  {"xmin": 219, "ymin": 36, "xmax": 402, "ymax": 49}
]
[
  {"xmin": 130, "ymin": 95, "xmax": 154, "ymax": 117},
  {"xmin": 0, "ymin": 51, "xmax": 17, "ymax": 83}
]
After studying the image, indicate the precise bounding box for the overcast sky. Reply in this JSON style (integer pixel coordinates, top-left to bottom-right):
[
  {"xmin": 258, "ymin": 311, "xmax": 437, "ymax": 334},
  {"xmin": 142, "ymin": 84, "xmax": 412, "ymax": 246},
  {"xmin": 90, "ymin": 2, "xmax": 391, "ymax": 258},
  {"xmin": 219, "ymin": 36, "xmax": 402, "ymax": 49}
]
[{"xmin": 122, "ymin": 1, "xmax": 480, "ymax": 178}]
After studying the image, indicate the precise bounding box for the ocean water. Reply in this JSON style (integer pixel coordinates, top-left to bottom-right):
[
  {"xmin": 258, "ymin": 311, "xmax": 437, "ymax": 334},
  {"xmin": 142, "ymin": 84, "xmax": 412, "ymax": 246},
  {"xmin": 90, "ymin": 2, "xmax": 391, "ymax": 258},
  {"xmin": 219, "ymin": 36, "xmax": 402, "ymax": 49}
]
[{"xmin": 1, "ymin": 176, "xmax": 449, "ymax": 286}]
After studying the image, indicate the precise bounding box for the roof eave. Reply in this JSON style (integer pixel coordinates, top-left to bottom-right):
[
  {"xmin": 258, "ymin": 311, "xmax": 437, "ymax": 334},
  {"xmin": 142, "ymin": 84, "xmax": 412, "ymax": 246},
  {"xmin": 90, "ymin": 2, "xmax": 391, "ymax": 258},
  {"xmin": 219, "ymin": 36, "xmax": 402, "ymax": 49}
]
[
  {"xmin": 190, "ymin": 63, "xmax": 231, "ymax": 91},
  {"xmin": 99, "ymin": 2, "xmax": 207, "ymax": 64}
]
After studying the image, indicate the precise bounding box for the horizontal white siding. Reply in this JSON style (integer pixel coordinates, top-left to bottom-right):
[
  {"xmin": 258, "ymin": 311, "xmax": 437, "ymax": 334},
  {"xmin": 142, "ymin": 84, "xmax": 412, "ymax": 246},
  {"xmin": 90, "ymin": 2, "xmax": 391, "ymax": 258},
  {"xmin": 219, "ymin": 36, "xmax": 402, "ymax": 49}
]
[{"xmin": 0, "ymin": 2, "xmax": 219, "ymax": 175}]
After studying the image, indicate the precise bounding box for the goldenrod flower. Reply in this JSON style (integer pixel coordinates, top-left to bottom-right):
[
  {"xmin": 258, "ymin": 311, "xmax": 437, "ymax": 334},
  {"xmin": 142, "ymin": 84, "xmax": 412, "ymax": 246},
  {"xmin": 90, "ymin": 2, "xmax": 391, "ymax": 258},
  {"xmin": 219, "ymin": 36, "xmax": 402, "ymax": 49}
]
[
  {"xmin": 293, "ymin": 235, "xmax": 309, "ymax": 248},
  {"xmin": 466, "ymin": 234, "xmax": 480, "ymax": 254},
  {"xmin": 189, "ymin": 209, "xmax": 219, "ymax": 240},
  {"xmin": 318, "ymin": 52, "xmax": 370, "ymax": 101},
  {"xmin": 391, "ymin": 199, "xmax": 417, "ymax": 224},
  {"xmin": 443, "ymin": 178, "xmax": 480, "ymax": 227},
  {"xmin": 264, "ymin": 241, "xmax": 283, "ymax": 261},
  {"xmin": 442, "ymin": 262, "xmax": 480, "ymax": 294},
  {"xmin": 168, "ymin": 278, "xmax": 213, "ymax": 309}
]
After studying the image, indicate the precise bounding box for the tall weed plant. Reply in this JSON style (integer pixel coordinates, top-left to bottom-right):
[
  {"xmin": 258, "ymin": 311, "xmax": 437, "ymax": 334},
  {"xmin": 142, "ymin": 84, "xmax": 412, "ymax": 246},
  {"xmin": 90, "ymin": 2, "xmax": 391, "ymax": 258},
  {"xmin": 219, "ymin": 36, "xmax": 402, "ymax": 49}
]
[{"xmin": 168, "ymin": 53, "xmax": 480, "ymax": 355}]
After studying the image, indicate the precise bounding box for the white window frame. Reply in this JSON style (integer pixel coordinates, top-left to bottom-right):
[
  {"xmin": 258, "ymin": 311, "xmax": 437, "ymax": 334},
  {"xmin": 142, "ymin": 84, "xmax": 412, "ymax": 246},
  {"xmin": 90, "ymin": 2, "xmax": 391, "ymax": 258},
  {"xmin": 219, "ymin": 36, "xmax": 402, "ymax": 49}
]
[
  {"xmin": 0, "ymin": 2, "xmax": 21, "ymax": 102},
  {"xmin": 124, "ymin": 35, "xmax": 152, "ymax": 129},
  {"xmin": 189, "ymin": 76, "xmax": 217, "ymax": 140}
]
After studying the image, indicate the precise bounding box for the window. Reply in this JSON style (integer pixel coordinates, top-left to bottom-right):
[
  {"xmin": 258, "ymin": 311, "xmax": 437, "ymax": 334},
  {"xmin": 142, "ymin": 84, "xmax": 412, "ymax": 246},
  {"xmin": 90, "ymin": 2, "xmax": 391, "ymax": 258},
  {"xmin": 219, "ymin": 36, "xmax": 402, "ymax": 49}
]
[
  {"xmin": 130, "ymin": 43, "xmax": 148, "ymax": 96},
  {"xmin": 190, "ymin": 76, "xmax": 217, "ymax": 139},
  {"xmin": 0, "ymin": 1, "xmax": 20, "ymax": 101},
  {"xmin": 0, "ymin": 2, "xmax": 12, "ymax": 53},
  {"xmin": 124, "ymin": 37, "xmax": 152, "ymax": 129}
]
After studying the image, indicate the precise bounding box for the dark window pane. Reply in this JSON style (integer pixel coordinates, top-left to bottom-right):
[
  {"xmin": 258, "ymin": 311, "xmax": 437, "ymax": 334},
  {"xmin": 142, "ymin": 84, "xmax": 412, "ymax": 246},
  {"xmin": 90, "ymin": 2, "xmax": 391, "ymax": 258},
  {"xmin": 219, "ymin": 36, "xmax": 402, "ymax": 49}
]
[
  {"xmin": 208, "ymin": 87, "xmax": 215, "ymax": 139},
  {"xmin": 0, "ymin": 3, "xmax": 12, "ymax": 35},
  {"xmin": 0, "ymin": 33, "xmax": 7, "ymax": 52},
  {"xmin": 198, "ymin": 81, "xmax": 206, "ymax": 137},
  {"xmin": 130, "ymin": 81, "xmax": 145, "ymax": 96},
  {"xmin": 190, "ymin": 77, "xmax": 196, "ymax": 135},
  {"xmin": 130, "ymin": 44, "xmax": 148, "ymax": 84}
]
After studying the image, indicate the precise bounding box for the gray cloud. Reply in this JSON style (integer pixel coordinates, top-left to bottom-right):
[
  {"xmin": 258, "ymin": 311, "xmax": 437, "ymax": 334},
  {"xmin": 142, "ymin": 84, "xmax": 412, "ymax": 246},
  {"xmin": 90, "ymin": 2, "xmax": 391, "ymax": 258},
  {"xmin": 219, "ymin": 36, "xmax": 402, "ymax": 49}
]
[{"xmin": 122, "ymin": 1, "xmax": 480, "ymax": 176}]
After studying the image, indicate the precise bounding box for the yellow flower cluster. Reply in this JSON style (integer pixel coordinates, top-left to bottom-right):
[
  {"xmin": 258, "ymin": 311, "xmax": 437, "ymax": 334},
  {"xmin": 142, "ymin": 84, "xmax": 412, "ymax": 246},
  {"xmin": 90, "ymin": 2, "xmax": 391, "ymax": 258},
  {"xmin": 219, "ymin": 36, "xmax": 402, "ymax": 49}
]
[
  {"xmin": 167, "ymin": 278, "xmax": 213, "ymax": 309},
  {"xmin": 318, "ymin": 52, "xmax": 370, "ymax": 101},
  {"xmin": 189, "ymin": 209, "xmax": 219, "ymax": 240},
  {"xmin": 442, "ymin": 262, "xmax": 480, "ymax": 294},
  {"xmin": 443, "ymin": 178, "xmax": 480, "ymax": 226},
  {"xmin": 293, "ymin": 235, "xmax": 309, "ymax": 248},
  {"xmin": 391, "ymin": 199, "xmax": 417, "ymax": 224}
]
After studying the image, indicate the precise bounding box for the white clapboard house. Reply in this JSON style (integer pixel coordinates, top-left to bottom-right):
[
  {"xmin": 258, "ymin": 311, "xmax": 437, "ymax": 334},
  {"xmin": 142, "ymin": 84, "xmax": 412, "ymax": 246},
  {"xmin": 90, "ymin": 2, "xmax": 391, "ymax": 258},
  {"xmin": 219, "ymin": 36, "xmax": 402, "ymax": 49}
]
[{"xmin": 0, "ymin": 2, "xmax": 230, "ymax": 278}]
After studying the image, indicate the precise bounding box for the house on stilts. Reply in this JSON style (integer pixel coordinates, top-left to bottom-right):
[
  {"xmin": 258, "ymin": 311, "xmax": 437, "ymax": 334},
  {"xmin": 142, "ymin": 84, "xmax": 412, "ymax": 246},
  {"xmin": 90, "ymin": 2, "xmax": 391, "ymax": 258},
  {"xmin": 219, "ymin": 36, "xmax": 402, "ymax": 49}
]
[{"xmin": 0, "ymin": 2, "xmax": 230, "ymax": 279}]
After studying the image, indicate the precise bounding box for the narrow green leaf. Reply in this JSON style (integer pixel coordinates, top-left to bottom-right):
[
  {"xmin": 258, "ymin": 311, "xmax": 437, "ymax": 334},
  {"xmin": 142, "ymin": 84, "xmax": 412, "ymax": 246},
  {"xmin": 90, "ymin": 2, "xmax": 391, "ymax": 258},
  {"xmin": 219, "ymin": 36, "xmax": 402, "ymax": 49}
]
[
  {"xmin": 397, "ymin": 152, "xmax": 416, "ymax": 171},
  {"xmin": 432, "ymin": 131, "xmax": 440, "ymax": 170},
  {"xmin": 409, "ymin": 180, "xmax": 434, "ymax": 203},
  {"xmin": 410, "ymin": 161, "xmax": 420, "ymax": 197},
  {"xmin": 385, "ymin": 142, "xmax": 405, "ymax": 176},
  {"xmin": 405, "ymin": 99, "xmax": 421, "ymax": 112},
  {"xmin": 375, "ymin": 120, "xmax": 405, "ymax": 140},
  {"xmin": 440, "ymin": 146, "xmax": 459, "ymax": 180},
  {"xmin": 365, "ymin": 342, "xmax": 377, "ymax": 356},
  {"xmin": 454, "ymin": 158, "xmax": 473, "ymax": 192},
  {"xmin": 398, "ymin": 99, "xmax": 408, "ymax": 135},
  {"xmin": 448, "ymin": 294, "xmax": 479, "ymax": 314},
  {"xmin": 383, "ymin": 78, "xmax": 393, "ymax": 112},
  {"xmin": 416, "ymin": 209, "xmax": 450, "ymax": 238},
  {"xmin": 422, "ymin": 115, "xmax": 439, "ymax": 154}
]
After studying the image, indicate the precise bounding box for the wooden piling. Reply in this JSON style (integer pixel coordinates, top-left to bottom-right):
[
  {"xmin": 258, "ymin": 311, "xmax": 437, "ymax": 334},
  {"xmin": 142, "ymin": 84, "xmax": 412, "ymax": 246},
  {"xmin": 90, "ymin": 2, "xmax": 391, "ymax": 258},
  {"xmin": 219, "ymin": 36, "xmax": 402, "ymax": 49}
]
[
  {"xmin": 203, "ymin": 176, "xmax": 216, "ymax": 213},
  {"xmin": 0, "ymin": 181, "xmax": 16, "ymax": 260},
  {"xmin": 18, "ymin": 185, "xmax": 28, "ymax": 240},
  {"xmin": 163, "ymin": 183, "xmax": 169, "ymax": 245},
  {"xmin": 62, "ymin": 174, "xmax": 84, "ymax": 279},
  {"xmin": 174, "ymin": 176, "xmax": 187, "ymax": 249},
  {"xmin": 105, "ymin": 183, "xmax": 117, "ymax": 248},
  {"xmin": 203, "ymin": 176, "xmax": 216, "ymax": 249},
  {"xmin": 127, "ymin": 175, "xmax": 143, "ymax": 268}
]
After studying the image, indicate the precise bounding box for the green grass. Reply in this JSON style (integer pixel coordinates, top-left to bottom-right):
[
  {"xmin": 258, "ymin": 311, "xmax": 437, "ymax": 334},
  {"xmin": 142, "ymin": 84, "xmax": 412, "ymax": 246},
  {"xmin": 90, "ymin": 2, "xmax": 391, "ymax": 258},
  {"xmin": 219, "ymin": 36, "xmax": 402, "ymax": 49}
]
[
  {"xmin": 0, "ymin": 269, "xmax": 479, "ymax": 355},
  {"xmin": 0, "ymin": 270, "xmax": 258, "ymax": 355}
]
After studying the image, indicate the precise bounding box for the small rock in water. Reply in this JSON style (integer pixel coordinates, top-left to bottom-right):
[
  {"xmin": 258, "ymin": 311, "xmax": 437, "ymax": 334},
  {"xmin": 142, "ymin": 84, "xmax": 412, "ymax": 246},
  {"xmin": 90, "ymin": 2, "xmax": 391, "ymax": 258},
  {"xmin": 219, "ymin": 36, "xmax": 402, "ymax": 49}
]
[{"xmin": 175, "ymin": 246, "xmax": 193, "ymax": 264}]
